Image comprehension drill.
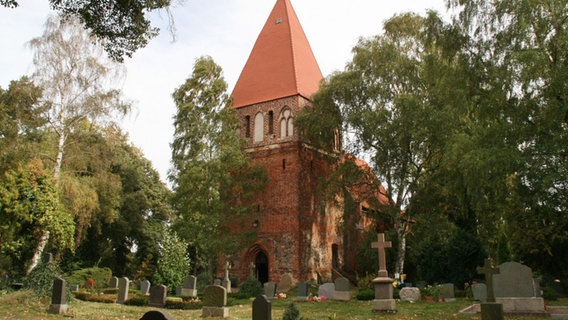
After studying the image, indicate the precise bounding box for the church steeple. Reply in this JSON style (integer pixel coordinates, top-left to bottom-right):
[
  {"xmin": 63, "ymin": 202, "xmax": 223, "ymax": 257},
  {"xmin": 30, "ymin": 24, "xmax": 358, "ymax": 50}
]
[{"xmin": 230, "ymin": 0, "xmax": 323, "ymax": 108}]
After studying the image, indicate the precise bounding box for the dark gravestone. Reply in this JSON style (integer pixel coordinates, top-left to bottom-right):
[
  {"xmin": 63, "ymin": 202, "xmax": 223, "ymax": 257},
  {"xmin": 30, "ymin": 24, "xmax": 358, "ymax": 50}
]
[
  {"xmin": 440, "ymin": 283, "xmax": 455, "ymax": 301},
  {"xmin": 42, "ymin": 252, "xmax": 53, "ymax": 264},
  {"xmin": 148, "ymin": 285, "xmax": 167, "ymax": 307},
  {"xmin": 48, "ymin": 278, "xmax": 68, "ymax": 314},
  {"xmin": 139, "ymin": 310, "xmax": 175, "ymax": 320},
  {"xmin": 297, "ymin": 282, "xmax": 308, "ymax": 299},
  {"xmin": 334, "ymin": 277, "xmax": 351, "ymax": 301},
  {"xmin": 252, "ymin": 295, "xmax": 272, "ymax": 320}
]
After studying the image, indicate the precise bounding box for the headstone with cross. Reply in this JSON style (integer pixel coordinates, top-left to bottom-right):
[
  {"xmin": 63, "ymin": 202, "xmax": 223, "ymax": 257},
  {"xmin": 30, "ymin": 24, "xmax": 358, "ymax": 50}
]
[
  {"xmin": 477, "ymin": 258, "xmax": 500, "ymax": 303},
  {"xmin": 477, "ymin": 258, "xmax": 504, "ymax": 320},
  {"xmin": 371, "ymin": 233, "xmax": 396, "ymax": 313},
  {"xmin": 372, "ymin": 233, "xmax": 392, "ymax": 278}
]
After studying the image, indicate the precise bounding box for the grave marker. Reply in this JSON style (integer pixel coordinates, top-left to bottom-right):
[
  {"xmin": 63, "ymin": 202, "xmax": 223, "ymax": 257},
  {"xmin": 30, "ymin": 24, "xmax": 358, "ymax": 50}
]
[
  {"xmin": 140, "ymin": 280, "xmax": 151, "ymax": 295},
  {"xmin": 48, "ymin": 278, "xmax": 68, "ymax": 314},
  {"xmin": 477, "ymin": 258, "xmax": 503, "ymax": 320},
  {"xmin": 317, "ymin": 283, "xmax": 335, "ymax": 300},
  {"xmin": 252, "ymin": 295, "xmax": 272, "ymax": 320},
  {"xmin": 148, "ymin": 285, "xmax": 167, "ymax": 307},
  {"xmin": 117, "ymin": 277, "xmax": 130, "ymax": 304},
  {"xmin": 139, "ymin": 310, "xmax": 175, "ymax": 320},
  {"xmin": 202, "ymin": 285, "xmax": 229, "ymax": 318},
  {"xmin": 264, "ymin": 282, "xmax": 277, "ymax": 299},
  {"xmin": 297, "ymin": 282, "xmax": 308, "ymax": 300},
  {"xmin": 109, "ymin": 276, "xmax": 119, "ymax": 289},
  {"xmin": 371, "ymin": 233, "xmax": 396, "ymax": 312},
  {"xmin": 334, "ymin": 277, "xmax": 351, "ymax": 301}
]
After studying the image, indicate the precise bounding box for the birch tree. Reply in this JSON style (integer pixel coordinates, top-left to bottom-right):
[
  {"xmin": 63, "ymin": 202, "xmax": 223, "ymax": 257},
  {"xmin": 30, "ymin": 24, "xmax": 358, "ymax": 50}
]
[{"xmin": 26, "ymin": 15, "xmax": 131, "ymax": 273}]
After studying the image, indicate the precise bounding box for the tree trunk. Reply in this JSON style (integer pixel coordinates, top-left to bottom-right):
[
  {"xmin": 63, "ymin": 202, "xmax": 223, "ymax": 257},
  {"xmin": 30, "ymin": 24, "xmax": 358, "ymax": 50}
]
[
  {"xmin": 26, "ymin": 230, "xmax": 50, "ymax": 274},
  {"xmin": 394, "ymin": 222, "xmax": 407, "ymax": 276}
]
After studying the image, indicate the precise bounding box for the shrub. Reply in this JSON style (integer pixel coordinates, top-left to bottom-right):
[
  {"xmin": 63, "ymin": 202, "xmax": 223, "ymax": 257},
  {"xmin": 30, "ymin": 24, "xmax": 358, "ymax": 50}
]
[
  {"xmin": 125, "ymin": 294, "xmax": 148, "ymax": 306},
  {"xmin": 73, "ymin": 291, "xmax": 116, "ymax": 303},
  {"xmin": 228, "ymin": 291, "xmax": 251, "ymax": 300},
  {"xmin": 356, "ymin": 288, "xmax": 374, "ymax": 301},
  {"xmin": 26, "ymin": 262, "xmax": 62, "ymax": 298},
  {"xmin": 153, "ymin": 231, "xmax": 190, "ymax": 293},
  {"xmin": 64, "ymin": 267, "xmax": 112, "ymax": 289},
  {"xmin": 238, "ymin": 275, "xmax": 263, "ymax": 298},
  {"xmin": 282, "ymin": 302, "xmax": 304, "ymax": 320},
  {"xmin": 102, "ymin": 288, "xmax": 119, "ymax": 294},
  {"xmin": 164, "ymin": 297, "xmax": 202, "ymax": 310}
]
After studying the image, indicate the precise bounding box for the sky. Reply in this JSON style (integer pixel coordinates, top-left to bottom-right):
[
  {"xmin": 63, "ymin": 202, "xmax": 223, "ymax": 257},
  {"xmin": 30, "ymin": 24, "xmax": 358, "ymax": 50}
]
[{"xmin": 0, "ymin": 0, "xmax": 449, "ymax": 185}]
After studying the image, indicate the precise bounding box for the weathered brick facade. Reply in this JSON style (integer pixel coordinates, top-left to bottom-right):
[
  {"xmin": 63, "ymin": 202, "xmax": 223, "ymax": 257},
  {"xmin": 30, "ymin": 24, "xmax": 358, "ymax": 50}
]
[{"xmin": 219, "ymin": 0, "xmax": 381, "ymax": 285}]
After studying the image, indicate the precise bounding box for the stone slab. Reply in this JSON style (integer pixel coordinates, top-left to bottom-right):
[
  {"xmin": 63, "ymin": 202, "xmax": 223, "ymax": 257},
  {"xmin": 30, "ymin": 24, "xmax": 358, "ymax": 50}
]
[
  {"xmin": 333, "ymin": 291, "xmax": 351, "ymax": 301},
  {"xmin": 399, "ymin": 287, "xmax": 421, "ymax": 302},
  {"xmin": 481, "ymin": 303, "xmax": 504, "ymax": 320},
  {"xmin": 372, "ymin": 299, "xmax": 396, "ymax": 312},
  {"xmin": 201, "ymin": 306, "xmax": 229, "ymax": 318}
]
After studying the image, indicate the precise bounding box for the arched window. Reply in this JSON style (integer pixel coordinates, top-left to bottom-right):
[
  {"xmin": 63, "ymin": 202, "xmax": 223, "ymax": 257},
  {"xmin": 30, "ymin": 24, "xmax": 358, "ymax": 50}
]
[
  {"xmin": 280, "ymin": 108, "xmax": 293, "ymax": 138},
  {"xmin": 254, "ymin": 112, "xmax": 264, "ymax": 142},
  {"xmin": 268, "ymin": 111, "xmax": 274, "ymax": 135}
]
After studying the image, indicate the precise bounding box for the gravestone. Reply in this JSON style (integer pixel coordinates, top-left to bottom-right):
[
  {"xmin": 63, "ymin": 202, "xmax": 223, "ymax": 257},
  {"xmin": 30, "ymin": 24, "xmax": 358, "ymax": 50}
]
[
  {"xmin": 109, "ymin": 276, "xmax": 119, "ymax": 289},
  {"xmin": 278, "ymin": 274, "xmax": 293, "ymax": 293},
  {"xmin": 493, "ymin": 262, "xmax": 536, "ymax": 298},
  {"xmin": 317, "ymin": 283, "xmax": 335, "ymax": 300},
  {"xmin": 70, "ymin": 284, "xmax": 80, "ymax": 292},
  {"xmin": 42, "ymin": 252, "xmax": 53, "ymax": 264},
  {"xmin": 297, "ymin": 282, "xmax": 308, "ymax": 300},
  {"xmin": 140, "ymin": 280, "xmax": 151, "ymax": 295},
  {"xmin": 492, "ymin": 261, "xmax": 545, "ymax": 314},
  {"xmin": 213, "ymin": 279, "xmax": 221, "ymax": 286},
  {"xmin": 440, "ymin": 283, "xmax": 456, "ymax": 301},
  {"xmin": 334, "ymin": 277, "xmax": 351, "ymax": 301},
  {"xmin": 202, "ymin": 285, "xmax": 229, "ymax": 318},
  {"xmin": 139, "ymin": 310, "xmax": 175, "ymax": 320},
  {"xmin": 371, "ymin": 233, "xmax": 396, "ymax": 312},
  {"xmin": 252, "ymin": 295, "xmax": 272, "ymax": 320},
  {"xmin": 264, "ymin": 282, "xmax": 277, "ymax": 299},
  {"xmin": 399, "ymin": 287, "xmax": 421, "ymax": 302},
  {"xmin": 179, "ymin": 275, "xmax": 197, "ymax": 297},
  {"xmin": 473, "ymin": 283, "xmax": 488, "ymax": 303},
  {"xmin": 117, "ymin": 277, "xmax": 130, "ymax": 304},
  {"xmin": 48, "ymin": 278, "xmax": 68, "ymax": 314},
  {"xmin": 477, "ymin": 258, "xmax": 503, "ymax": 320},
  {"xmin": 148, "ymin": 285, "xmax": 167, "ymax": 307},
  {"xmin": 222, "ymin": 261, "xmax": 232, "ymax": 293}
]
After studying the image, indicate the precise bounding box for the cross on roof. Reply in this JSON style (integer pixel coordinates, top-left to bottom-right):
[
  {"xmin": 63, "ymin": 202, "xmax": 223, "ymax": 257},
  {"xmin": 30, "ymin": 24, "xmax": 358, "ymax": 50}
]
[
  {"xmin": 371, "ymin": 233, "xmax": 392, "ymax": 277},
  {"xmin": 477, "ymin": 258, "xmax": 500, "ymax": 303}
]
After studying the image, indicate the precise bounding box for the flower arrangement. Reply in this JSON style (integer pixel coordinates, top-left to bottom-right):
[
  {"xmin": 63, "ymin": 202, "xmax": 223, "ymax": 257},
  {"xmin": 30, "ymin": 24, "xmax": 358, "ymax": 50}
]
[
  {"xmin": 276, "ymin": 292, "xmax": 288, "ymax": 299},
  {"xmin": 86, "ymin": 278, "xmax": 95, "ymax": 289},
  {"xmin": 308, "ymin": 295, "xmax": 327, "ymax": 302}
]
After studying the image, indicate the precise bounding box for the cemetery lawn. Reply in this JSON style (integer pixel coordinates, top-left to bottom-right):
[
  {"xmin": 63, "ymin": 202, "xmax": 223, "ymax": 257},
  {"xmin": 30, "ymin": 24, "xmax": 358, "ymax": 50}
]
[{"xmin": 0, "ymin": 290, "xmax": 565, "ymax": 320}]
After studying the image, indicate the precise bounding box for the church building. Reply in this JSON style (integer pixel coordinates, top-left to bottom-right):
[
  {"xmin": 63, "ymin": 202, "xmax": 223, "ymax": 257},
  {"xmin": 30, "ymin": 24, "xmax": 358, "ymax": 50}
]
[{"xmin": 223, "ymin": 0, "xmax": 386, "ymax": 285}]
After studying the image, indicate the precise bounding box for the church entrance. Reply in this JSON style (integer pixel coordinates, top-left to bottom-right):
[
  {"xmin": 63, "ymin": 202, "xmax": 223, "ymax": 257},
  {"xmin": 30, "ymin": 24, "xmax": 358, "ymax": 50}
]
[{"xmin": 255, "ymin": 252, "xmax": 269, "ymax": 284}]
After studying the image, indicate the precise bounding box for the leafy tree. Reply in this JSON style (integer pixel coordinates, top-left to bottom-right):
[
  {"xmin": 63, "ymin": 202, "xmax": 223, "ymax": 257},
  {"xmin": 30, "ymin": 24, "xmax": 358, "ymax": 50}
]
[
  {"xmin": 26, "ymin": 15, "xmax": 131, "ymax": 272},
  {"xmin": 299, "ymin": 13, "xmax": 461, "ymax": 275},
  {"xmin": 153, "ymin": 229, "xmax": 190, "ymax": 293},
  {"xmin": 448, "ymin": 0, "xmax": 568, "ymax": 281},
  {"xmin": 0, "ymin": 77, "xmax": 47, "ymax": 174},
  {"xmin": 0, "ymin": 159, "xmax": 74, "ymax": 276},
  {"xmin": 169, "ymin": 56, "xmax": 264, "ymax": 275},
  {"xmin": 1, "ymin": 0, "xmax": 179, "ymax": 61}
]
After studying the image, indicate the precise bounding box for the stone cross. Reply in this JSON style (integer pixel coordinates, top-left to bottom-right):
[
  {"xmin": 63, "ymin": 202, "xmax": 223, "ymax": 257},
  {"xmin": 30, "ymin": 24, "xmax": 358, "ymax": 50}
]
[
  {"xmin": 372, "ymin": 233, "xmax": 392, "ymax": 277},
  {"xmin": 249, "ymin": 262, "xmax": 256, "ymax": 277},
  {"xmin": 477, "ymin": 258, "xmax": 500, "ymax": 303},
  {"xmin": 224, "ymin": 260, "xmax": 231, "ymax": 280}
]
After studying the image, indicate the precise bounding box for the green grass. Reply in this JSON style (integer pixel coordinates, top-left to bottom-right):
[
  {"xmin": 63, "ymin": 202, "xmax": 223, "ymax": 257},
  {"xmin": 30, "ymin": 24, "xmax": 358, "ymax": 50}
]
[{"xmin": 0, "ymin": 290, "xmax": 564, "ymax": 320}]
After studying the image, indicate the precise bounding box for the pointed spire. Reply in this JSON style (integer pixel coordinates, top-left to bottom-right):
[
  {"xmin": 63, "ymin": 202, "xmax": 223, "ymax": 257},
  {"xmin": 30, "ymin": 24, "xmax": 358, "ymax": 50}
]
[{"xmin": 230, "ymin": 0, "xmax": 323, "ymax": 108}]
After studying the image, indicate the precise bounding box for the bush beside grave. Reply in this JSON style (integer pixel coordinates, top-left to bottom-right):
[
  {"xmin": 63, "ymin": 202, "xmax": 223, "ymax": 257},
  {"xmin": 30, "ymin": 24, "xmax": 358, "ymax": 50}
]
[
  {"xmin": 238, "ymin": 275, "xmax": 263, "ymax": 298},
  {"xmin": 25, "ymin": 261, "xmax": 63, "ymax": 298},
  {"xmin": 73, "ymin": 291, "xmax": 116, "ymax": 303},
  {"xmin": 124, "ymin": 294, "xmax": 149, "ymax": 306},
  {"xmin": 356, "ymin": 288, "xmax": 374, "ymax": 301},
  {"xmin": 64, "ymin": 267, "xmax": 112, "ymax": 290},
  {"xmin": 164, "ymin": 297, "xmax": 203, "ymax": 310}
]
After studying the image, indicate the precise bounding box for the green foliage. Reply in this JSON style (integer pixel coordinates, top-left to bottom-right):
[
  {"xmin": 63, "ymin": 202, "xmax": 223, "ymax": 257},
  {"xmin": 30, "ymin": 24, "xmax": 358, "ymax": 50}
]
[
  {"xmin": 124, "ymin": 294, "xmax": 148, "ymax": 306},
  {"xmin": 153, "ymin": 229, "xmax": 190, "ymax": 293},
  {"xmin": 72, "ymin": 291, "xmax": 116, "ymax": 303},
  {"xmin": 170, "ymin": 56, "xmax": 264, "ymax": 274},
  {"xmin": 64, "ymin": 267, "xmax": 112, "ymax": 289},
  {"xmin": 356, "ymin": 288, "xmax": 374, "ymax": 301},
  {"xmin": 0, "ymin": 160, "xmax": 74, "ymax": 275},
  {"xmin": 238, "ymin": 275, "xmax": 263, "ymax": 298},
  {"xmin": 282, "ymin": 302, "xmax": 304, "ymax": 320},
  {"xmin": 25, "ymin": 262, "xmax": 62, "ymax": 298}
]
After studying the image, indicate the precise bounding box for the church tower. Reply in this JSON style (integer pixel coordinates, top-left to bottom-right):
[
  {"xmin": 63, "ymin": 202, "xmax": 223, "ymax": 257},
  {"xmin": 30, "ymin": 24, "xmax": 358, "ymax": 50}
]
[{"xmin": 226, "ymin": 0, "xmax": 361, "ymax": 284}]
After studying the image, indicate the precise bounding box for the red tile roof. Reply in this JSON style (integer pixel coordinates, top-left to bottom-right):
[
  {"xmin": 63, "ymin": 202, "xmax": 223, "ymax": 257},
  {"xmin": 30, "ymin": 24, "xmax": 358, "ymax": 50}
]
[{"xmin": 230, "ymin": 0, "xmax": 323, "ymax": 108}]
